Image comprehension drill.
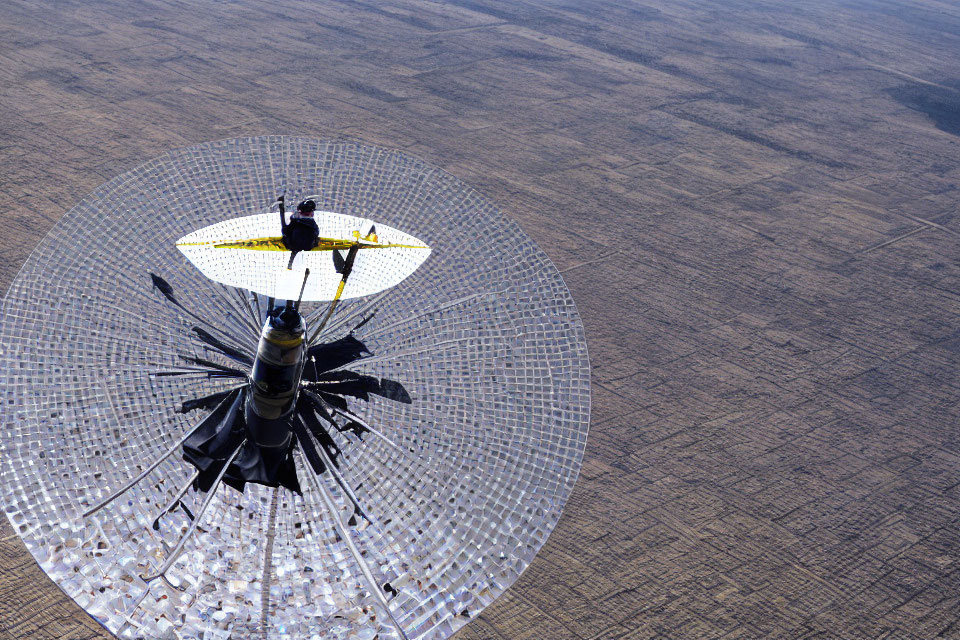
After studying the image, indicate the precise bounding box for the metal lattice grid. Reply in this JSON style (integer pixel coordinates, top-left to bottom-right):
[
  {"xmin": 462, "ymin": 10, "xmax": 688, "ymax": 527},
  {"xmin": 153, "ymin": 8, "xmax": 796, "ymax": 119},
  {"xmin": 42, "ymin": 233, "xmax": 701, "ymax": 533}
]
[{"xmin": 0, "ymin": 137, "xmax": 590, "ymax": 640}]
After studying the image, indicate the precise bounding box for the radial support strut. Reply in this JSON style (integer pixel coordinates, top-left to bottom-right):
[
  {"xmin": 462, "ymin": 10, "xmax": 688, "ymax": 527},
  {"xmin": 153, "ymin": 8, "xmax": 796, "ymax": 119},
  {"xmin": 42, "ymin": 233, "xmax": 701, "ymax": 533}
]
[
  {"xmin": 82, "ymin": 393, "xmax": 238, "ymax": 519},
  {"xmin": 297, "ymin": 450, "xmax": 410, "ymax": 640},
  {"xmin": 142, "ymin": 440, "xmax": 246, "ymax": 582}
]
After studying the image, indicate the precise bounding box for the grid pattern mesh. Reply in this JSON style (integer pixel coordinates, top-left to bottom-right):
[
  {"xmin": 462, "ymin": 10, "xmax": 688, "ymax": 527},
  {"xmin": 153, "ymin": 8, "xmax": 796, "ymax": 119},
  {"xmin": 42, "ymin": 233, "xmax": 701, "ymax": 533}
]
[{"xmin": 0, "ymin": 137, "xmax": 590, "ymax": 640}]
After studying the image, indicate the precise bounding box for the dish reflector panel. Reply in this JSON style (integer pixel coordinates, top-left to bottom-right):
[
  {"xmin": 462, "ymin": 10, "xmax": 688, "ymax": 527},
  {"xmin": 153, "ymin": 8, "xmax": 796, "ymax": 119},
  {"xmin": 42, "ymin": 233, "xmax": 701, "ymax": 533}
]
[{"xmin": 0, "ymin": 137, "xmax": 590, "ymax": 640}]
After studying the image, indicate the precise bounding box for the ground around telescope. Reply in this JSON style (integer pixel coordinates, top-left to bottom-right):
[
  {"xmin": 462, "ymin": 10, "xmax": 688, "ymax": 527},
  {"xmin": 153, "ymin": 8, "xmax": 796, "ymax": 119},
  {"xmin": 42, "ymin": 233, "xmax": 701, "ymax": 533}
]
[{"xmin": 2, "ymin": 1, "xmax": 960, "ymax": 639}]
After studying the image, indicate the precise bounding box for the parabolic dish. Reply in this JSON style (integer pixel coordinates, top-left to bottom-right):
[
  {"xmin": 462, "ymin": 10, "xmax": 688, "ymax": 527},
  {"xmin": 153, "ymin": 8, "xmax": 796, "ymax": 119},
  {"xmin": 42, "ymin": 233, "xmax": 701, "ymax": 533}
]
[{"xmin": 0, "ymin": 137, "xmax": 590, "ymax": 640}]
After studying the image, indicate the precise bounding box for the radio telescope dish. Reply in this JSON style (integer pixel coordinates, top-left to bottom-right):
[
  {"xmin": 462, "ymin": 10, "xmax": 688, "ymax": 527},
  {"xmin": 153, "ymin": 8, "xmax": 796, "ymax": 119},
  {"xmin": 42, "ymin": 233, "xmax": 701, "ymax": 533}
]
[{"xmin": 0, "ymin": 137, "xmax": 590, "ymax": 640}]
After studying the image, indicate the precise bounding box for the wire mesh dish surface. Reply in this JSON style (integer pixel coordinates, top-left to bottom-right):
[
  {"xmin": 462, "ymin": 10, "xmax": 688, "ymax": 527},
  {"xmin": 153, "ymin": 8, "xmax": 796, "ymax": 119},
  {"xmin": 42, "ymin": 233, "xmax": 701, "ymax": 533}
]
[{"xmin": 0, "ymin": 137, "xmax": 590, "ymax": 640}]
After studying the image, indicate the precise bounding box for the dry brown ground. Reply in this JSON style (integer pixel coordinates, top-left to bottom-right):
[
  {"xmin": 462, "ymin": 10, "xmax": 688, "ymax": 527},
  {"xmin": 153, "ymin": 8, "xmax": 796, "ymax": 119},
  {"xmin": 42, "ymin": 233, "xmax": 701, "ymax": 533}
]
[{"xmin": 2, "ymin": 0, "xmax": 960, "ymax": 638}]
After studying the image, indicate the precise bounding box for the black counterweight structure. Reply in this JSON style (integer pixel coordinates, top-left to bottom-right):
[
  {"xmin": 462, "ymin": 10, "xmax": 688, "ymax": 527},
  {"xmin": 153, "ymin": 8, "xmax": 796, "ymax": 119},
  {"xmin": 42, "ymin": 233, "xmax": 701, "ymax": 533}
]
[
  {"xmin": 247, "ymin": 304, "xmax": 307, "ymax": 442},
  {"xmin": 180, "ymin": 300, "xmax": 311, "ymax": 498},
  {"xmin": 177, "ymin": 299, "xmax": 307, "ymax": 497}
]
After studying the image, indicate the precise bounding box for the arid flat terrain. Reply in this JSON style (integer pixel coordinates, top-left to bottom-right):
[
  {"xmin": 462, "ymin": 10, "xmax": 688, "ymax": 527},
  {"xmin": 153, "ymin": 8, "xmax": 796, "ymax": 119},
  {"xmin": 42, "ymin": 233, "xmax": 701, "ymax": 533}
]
[{"xmin": 3, "ymin": 0, "xmax": 960, "ymax": 638}]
